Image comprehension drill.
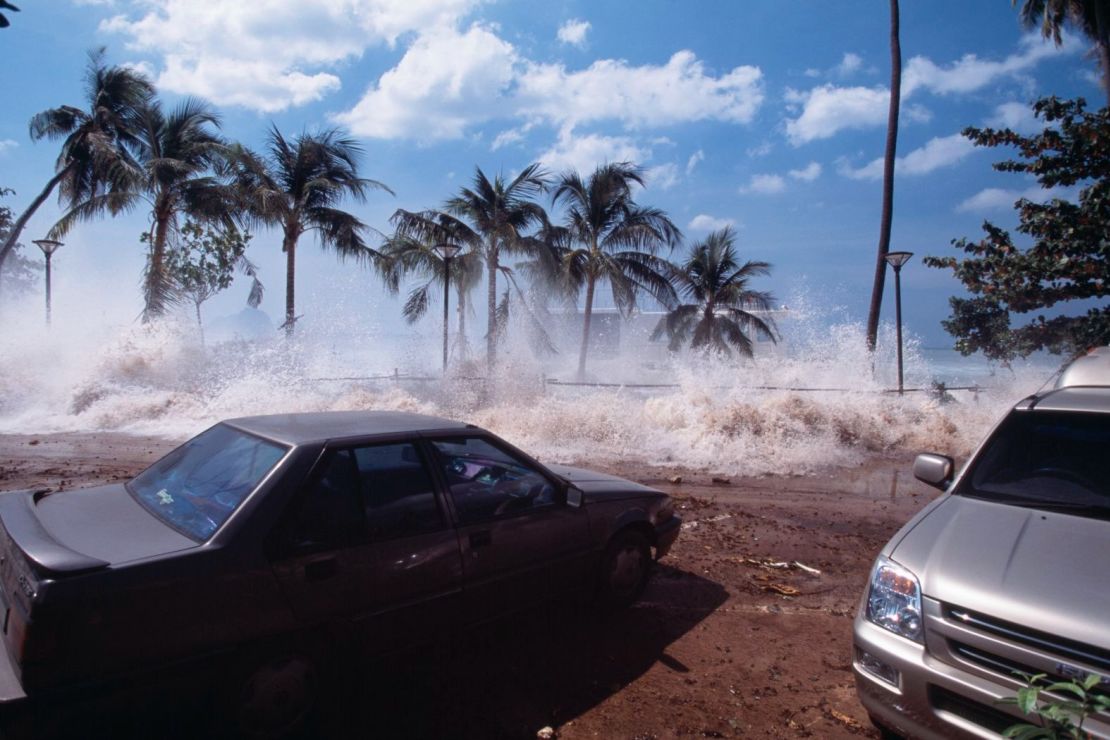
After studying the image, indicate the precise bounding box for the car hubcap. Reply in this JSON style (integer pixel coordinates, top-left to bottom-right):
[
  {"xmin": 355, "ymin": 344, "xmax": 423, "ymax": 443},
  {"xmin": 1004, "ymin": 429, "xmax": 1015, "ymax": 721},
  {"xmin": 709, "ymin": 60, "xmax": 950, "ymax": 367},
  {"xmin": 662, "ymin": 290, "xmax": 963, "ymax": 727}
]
[
  {"xmin": 239, "ymin": 656, "xmax": 314, "ymax": 735},
  {"xmin": 610, "ymin": 544, "xmax": 645, "ymax": 595}
]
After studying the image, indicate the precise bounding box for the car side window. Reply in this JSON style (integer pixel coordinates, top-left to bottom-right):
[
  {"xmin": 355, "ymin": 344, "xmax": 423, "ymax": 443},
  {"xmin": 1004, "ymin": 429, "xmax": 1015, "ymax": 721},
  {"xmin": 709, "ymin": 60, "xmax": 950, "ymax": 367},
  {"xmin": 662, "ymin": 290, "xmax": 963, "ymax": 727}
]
[
  {"xmin": 431, "ymin": 437, "xmax": 557, "ymax": 524},
  {"xmin": 353, "ymin": 443, "xmax": 444, "ymax": 539},
  {"xmin": 287, "ymin": 449, "xmax": 366, "ymax": 549}
]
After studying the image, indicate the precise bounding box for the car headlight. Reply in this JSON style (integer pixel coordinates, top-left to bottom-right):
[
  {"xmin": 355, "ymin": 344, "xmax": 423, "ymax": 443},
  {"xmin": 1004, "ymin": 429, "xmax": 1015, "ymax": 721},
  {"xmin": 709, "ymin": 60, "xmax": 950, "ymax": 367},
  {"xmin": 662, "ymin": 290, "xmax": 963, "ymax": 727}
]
[
  {"xmin": 866, "ymin": 556, "xmax": 924, "ymax": 643},
  {"xmin": 656, "ymin": 497, "xmax": 675, "ymax": 523}
]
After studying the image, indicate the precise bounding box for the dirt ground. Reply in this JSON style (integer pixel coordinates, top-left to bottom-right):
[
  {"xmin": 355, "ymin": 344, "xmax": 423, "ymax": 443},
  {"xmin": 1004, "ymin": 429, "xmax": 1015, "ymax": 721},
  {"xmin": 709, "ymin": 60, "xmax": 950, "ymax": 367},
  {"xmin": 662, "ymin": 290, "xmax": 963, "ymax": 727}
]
[{"xmin": 0, "ymin": 433, "xmax": 943, "ymax": 739}]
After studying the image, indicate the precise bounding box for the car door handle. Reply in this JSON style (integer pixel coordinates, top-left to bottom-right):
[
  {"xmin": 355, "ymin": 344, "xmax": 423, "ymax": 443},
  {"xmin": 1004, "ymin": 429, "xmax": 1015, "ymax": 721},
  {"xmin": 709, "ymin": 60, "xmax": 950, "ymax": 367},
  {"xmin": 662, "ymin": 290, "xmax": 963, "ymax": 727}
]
[
  {"xmin": 469, "ymin": 530, "xmax": 492, "ymax": 550},
  {"xmin": 304, "ymin": 557, "xmax": 338, "ymax": 582}
]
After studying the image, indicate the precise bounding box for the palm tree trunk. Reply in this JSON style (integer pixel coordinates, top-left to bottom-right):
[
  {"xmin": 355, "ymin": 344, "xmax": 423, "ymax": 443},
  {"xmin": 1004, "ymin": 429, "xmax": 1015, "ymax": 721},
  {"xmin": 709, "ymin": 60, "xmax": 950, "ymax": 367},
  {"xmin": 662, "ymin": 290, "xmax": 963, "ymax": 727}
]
[
  {"xmin": 143, "ymin": 211, "xmax": 172, "ymax": 322},
  {"xmin": 865, "ymin": 0, "xmax": 902, "ymax": 353},
  {"xmin": 486, "ymin": 246, "xmax": 498, "ymax": 370},
  {"xmin": 194, "ymin": 298, "xmax": 206, "ymax": 348},
  {"xmin": 457, "ymin": 285, "xmax": 467, "ymax": 349},
  {"xmin": 284, "ymin": 228, "xmax": 297, "ymax": 338},
  {"xmin": 577, "ymin": 274, "xmax": 597, "ymax": 380},
  {"xmin": 0, "ymin": 166, "xmax": 72, "ymax": 273}
]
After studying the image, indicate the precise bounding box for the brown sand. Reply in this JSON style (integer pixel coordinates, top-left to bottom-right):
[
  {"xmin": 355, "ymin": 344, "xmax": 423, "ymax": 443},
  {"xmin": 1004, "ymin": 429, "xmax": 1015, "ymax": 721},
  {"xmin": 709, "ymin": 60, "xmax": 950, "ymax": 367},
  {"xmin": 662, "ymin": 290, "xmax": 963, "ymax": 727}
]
[{"xmin": 0, "ymin": 433, "xmax": 942, "ymax": 738}]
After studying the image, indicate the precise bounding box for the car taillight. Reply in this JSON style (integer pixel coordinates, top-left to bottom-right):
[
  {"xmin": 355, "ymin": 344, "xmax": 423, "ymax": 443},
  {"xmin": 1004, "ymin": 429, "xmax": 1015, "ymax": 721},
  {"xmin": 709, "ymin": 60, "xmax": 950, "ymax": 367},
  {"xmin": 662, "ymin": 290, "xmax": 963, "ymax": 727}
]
[{"xmin": 5, "ymin": 605, "xmax": 56, "ymax": 665}]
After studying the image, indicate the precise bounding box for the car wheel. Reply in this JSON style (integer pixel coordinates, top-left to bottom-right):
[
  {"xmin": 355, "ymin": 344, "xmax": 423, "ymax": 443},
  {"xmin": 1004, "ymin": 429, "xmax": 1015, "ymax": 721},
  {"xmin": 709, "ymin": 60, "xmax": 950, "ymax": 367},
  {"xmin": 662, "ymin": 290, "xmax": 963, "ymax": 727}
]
[
  {"xmin": 228, "ymin": 653, "xmax": 317, "ymax": 739},
  {"xmin": 598, "ymin": 529, "xmax": 651, "ymax": 609}
]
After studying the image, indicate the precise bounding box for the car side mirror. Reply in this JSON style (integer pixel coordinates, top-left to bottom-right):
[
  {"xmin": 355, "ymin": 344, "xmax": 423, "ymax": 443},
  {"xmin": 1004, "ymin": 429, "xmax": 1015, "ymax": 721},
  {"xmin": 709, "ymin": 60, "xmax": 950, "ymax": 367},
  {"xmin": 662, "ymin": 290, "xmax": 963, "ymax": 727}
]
[
  {"xmin": 565, "ymin": 485, "xmax": 584, "ymax": 508},
  {"xmin": 913, "ymin": 453, "xmax": 954, "ymax": 490}
]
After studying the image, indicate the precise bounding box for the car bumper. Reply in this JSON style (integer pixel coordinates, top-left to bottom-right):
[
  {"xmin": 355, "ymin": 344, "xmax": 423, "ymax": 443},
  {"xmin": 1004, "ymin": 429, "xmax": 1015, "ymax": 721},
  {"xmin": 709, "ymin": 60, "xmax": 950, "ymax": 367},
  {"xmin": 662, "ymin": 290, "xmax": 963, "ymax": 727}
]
[
  {"xmin": 653, "ymin": 517, "xmax": 680, "ymax": 560},
  {"xmin": 853, "ymin": 607, "xmax": 1110, "ymax": 740},
  {"xmin": 0, "ymin": 642, "xmax": 26, "ymax": 706}
]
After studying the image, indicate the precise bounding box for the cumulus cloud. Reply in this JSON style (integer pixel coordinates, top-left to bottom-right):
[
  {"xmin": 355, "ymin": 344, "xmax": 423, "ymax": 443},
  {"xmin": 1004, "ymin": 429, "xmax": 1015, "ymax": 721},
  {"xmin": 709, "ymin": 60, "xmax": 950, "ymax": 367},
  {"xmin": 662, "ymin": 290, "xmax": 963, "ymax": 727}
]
[
  {"xmin": 557, "ymin": 19, "xmax": 590, "ymax": 46},
  {"xmin": 538, "ymin": 128, "xmax": 651, "ymax": 174},
  {"xmin": 903, "ymin": 34, "xmax": 1079, "ymax": 97},
  {"xmin": 839, "ymin": 133, "xmax": 975, "ymax": 180},
  {"xmin": 686, "ymin": 149, "xmax": 705, "ymax": 175},
  {"xmin": 956, "ymin": 184, "xmax": 1077, "ymax": 213},
  {"xmin": 645, "ymin": 163, "xmax": 680, "ymax": 190},
  {"xmin": 788, "ymin": 161, "xmax": 822, "ymax": 181},
  {"xmin": 987, "ymin": 101, "xmax": 1041, "ymax": 133},
  {"xmin": 100, "ymin": 0, "xmax": 481, "ymax": 111},
  {"xmin": 689, "ymin": 214, "xmax": 736, "ymax": 231},
  {"xmin": 741, "ymin": 173, "xmax": 786, "ymax": 195},
  {"xmin": 805, "ymin": 51, "xmax": 865, "ymax": 79},
  {"xmin": 784, "ymin": 85, "xmax": 890, "ymax": 145},
  {"xmin": 0, "ymin": 139, "xmax": 18, "ymax": 155}
]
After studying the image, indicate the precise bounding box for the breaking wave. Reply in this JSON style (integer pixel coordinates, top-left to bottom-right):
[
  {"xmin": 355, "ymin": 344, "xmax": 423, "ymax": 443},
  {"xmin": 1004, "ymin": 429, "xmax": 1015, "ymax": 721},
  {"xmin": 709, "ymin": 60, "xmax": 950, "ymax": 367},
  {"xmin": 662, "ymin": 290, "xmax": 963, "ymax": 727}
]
[{"xmin": 0, "ymin": 301, "xmax": 1060, "ymax": 476}]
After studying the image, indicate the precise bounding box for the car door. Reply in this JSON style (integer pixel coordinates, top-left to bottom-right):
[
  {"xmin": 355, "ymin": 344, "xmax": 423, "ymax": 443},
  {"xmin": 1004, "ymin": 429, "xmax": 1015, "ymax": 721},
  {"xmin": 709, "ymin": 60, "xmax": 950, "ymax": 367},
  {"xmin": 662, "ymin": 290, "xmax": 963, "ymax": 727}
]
[
  {"xmin": 270, "ymin": 440, "xmax": 464, "ymax": 652},
  {"xmin": 426, "ymin": 435, "xmax": 592, "ymax": 624}
]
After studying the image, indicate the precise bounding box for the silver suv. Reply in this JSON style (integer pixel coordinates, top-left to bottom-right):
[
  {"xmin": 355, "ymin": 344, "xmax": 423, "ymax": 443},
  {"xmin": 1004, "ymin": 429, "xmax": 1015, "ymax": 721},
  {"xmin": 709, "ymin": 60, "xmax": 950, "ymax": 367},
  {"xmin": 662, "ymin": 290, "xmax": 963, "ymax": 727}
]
[{"xmin": 854, "ymin": 347, "xmax": 1110, "ymax": 739}]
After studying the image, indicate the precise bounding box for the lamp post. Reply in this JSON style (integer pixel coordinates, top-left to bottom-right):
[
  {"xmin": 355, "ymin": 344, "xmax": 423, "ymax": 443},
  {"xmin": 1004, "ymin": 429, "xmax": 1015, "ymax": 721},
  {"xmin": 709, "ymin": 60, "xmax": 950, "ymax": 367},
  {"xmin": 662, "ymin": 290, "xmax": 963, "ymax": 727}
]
[
  {"xmin": 32, "ymin": 239, "xmax": 63, "ymax": 326},
  {"xmin": 432, "ymin": 244, "xmax": 461, "ymax": 372},
  {"xmin": 883, "ymin": 251, "xmax": 913, "ymax": 395}
]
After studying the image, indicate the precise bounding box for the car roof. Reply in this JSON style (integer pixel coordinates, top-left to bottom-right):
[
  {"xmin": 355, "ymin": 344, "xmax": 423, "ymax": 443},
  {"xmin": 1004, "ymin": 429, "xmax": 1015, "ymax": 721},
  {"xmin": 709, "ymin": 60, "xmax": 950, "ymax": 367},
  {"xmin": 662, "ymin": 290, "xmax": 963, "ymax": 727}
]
[
  {"xmin": 1054, "ymin": 346, "xmax": 1110, "ymax": 389},
  {"xmin": 1028, "ymin": 386, "xmax": 1110, "ymax": 414},
  {"xmin": 221, "ymin": 410, "xmax": 473, "ymax": 446}
]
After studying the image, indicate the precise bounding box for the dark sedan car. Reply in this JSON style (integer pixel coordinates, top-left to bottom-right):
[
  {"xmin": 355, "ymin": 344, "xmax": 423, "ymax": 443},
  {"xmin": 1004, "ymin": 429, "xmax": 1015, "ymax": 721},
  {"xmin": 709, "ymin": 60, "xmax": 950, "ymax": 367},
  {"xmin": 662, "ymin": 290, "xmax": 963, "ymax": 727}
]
[{"xmin": 0, "ymin": 411, "xmax": 679, "ymax": 734}]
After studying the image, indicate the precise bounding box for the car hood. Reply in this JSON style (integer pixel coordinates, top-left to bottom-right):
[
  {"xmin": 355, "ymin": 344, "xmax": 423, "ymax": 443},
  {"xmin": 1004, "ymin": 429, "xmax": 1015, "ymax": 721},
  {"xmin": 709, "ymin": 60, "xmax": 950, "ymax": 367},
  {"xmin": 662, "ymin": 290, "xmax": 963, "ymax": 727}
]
[
  {"xmin": 890, "ymin": 495, "xmax": 1110, "ymax": 650},
  {"xmin": 547, "ymin": 464, "xmax": 662, "ymax": 502},
  {"xmin": 0, "ymin": 484, "xmax": 197, "ymax": 574}
]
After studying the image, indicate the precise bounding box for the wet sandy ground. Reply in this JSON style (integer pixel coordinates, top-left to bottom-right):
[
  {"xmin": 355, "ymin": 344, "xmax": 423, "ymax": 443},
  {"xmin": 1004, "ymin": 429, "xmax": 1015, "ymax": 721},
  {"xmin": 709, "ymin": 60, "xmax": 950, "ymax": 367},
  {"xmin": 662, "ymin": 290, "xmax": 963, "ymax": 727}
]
[{"xmin": 0, "ymin": 433, "xmax": 943, "ymax": 738}]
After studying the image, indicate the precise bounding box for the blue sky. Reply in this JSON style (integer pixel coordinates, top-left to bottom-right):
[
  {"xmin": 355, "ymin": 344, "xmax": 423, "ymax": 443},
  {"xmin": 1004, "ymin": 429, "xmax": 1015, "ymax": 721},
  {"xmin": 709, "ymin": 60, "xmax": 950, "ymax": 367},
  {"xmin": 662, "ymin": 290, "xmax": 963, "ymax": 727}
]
[{"xmin": 0, "ymin": 0, "xmax": 1100, "ymax": 348}]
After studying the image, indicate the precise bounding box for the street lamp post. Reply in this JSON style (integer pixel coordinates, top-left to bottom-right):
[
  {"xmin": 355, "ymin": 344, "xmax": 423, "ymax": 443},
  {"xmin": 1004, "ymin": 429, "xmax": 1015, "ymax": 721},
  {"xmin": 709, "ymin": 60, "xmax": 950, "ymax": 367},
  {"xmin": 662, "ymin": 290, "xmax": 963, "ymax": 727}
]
[
  {"xmin": 883, "ymin": 251, "xmax": 913, "ymax": 395},
  {"xmin": 432, "ymin": 244, "xmax": 461, "ymax": 372},
  {"xmin": 32, "ymin": 239, "xmax": 63, "ymax": 326}
]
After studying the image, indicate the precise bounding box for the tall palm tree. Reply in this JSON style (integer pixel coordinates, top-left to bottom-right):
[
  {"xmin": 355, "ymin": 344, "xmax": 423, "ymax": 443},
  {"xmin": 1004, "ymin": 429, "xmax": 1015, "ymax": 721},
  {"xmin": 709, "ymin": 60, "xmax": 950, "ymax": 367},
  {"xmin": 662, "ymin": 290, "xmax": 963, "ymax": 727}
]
[
  {"xmin": 233, "ymin": 127, "xmax": 392, "ymax": 336},
  {"xmin": 392, "ymin": 165, "xmax": 549, "ymax": 369},
  {"xmin": 0, "ymin": 51, "xmax": 153, "ymax": 298},
  {"xmin": 651, "ymin": 227, "xmax": 777, "ymax": 357},
  {"xmin": 52, "ymin": 97, "xmax": 234, "ymax": 320},
  {"xmin": 550, "ymin": 162, "xmax": 681, "ymax": 379},
  {"xmin": 1016, "ymin": 0, "xmax": 1110, "ymax": 104},
  {"xmin": 865, "ymin": 0, "xmax": 902, "ymax": 352}
]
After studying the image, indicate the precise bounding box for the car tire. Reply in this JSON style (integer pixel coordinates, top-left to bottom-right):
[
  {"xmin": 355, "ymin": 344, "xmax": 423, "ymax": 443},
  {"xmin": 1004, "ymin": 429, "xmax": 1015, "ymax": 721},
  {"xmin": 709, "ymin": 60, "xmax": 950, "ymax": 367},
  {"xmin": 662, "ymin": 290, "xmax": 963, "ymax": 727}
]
[
  {"xmin": 221, "ymin": 651, "xmax": 319, "ymax": 739},
  {"xmin": 598, "ymin": 529, "xmax": 652, "ymax": 610}
]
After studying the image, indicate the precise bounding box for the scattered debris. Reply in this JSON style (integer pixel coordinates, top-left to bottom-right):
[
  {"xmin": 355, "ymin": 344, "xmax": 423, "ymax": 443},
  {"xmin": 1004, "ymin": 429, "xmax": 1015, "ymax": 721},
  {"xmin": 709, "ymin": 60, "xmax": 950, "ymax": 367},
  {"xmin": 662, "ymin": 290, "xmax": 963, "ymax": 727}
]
[
  {"xmin": 740, "ymin": 557, "xmax": 821, "ymax": 575},
  {"xmin": 763, "ymin": 583, "xmax": 800, "ymax": 597},
  {"xmin": 536, "ymin": 727, "xmax": 556, "ymax": 739},
  {"xmin": 681, "ymin": 521, "xmax": 699, "ymax": 530},
  {"xmin": 792, "ymin": 561, "xmax": 822, "ymax": 575},
  {"xmin": 669, "ymin": 475, "xmax": 683, "ymax": 484},
  {"xmin": 710, "ymin": 476, "xmax": 731, "ymax": 485},
  {"xmin": 827, "ymin": 708, "xmax": 864, "ymax": 731},
  {"xmin": 28, "ymin": 439, "xmax": 39, "ymax": 446}
]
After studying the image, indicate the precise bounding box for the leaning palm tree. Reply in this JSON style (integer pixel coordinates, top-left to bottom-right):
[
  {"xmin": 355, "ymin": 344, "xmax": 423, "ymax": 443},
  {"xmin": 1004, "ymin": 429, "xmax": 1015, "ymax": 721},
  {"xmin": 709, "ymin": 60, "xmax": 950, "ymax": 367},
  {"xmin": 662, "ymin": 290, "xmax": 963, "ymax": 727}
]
[
  {"xmin": 652, "ymin": 227, "xmax": 777, "ymax": 357},
  {"xmin": 232, "ymin": 126, "xmax": 392, "ymax": 336},
  {"xmin": 52, "ymin": 97, "xmax": 235, "ymax": 320},
  {"xmin": 550, "ymin": 162, "xmax": 681, "ymax": 379},
  {"xmin": 392, "ymin": 165, "xmax": 549, "ymax": 369},
  {"xmin": 1016, "ymin": 0, "xmax": 1110, "ymax": 104},
  {"xmin": 0, "ymin": 51, "xmax": 153, "ymax": 300}
]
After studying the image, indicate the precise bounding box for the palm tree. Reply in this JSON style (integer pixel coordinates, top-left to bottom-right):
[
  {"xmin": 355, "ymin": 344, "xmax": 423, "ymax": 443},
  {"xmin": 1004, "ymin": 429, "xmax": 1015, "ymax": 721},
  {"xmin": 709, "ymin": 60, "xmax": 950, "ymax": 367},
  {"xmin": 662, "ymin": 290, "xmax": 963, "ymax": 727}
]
[
  {"xmin": 0, "ymin": 51, "xmax": 153, "ymax": 301},
  {"xmin": 51, "ymin": 97, "xmax": 235, "ymax": 320},
  {"xmin": 651, "ymin": 227, "xmax": 777, "ymax": 357},
  {"xmin": 865, "ymin": 0, "xmax": 902, "ymax": 353},
  {"xmin": 1016, "ymin": 0, "xmax": 1110, "ymax": 104},
  {"xmin": 550, "ymin": 162, "xmax": 681, "ymax": 379},
  {"xmin": 392, "ymin": 165, "xmax": 549, "ymax": 369},
  {"xmin": 232, "ymin": 127, "xmax": 392, "ymax": 336}
]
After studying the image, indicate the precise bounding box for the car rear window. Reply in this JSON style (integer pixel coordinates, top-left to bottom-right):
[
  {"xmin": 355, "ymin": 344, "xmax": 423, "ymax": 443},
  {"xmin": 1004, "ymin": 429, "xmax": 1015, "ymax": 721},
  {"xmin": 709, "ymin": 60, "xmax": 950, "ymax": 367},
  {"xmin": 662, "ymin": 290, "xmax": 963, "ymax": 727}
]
[
  {"xmin": 128, "ymin": 425, "xmax": 288, "ymax": 541},
  {"xmin": 957, "ymin": 410, "xmax": 1110, "ymax": 513}
]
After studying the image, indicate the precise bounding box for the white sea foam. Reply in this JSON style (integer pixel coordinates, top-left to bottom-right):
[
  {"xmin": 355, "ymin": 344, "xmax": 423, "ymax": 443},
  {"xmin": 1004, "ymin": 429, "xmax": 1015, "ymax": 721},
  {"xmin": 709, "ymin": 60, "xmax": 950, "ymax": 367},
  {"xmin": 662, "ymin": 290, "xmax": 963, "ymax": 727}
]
[{"xmin": 0, "ymin": 299, "xmax": 1061, "ymax": 475}]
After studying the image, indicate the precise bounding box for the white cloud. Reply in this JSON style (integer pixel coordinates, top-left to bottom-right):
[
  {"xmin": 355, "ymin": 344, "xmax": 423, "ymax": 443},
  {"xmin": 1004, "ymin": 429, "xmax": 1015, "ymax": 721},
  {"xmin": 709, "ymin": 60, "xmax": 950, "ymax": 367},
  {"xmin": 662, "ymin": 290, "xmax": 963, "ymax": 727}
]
[
  {"xmin": 839, "ymin": 133, "xmax": 975, "ymax": 180},
  {"xmin": 557, "ymin": 19, "xmax": 590, "ymax": 47},
  {"xmin": 100, "ymin": 0, "xmax": 481, "ymax": 111},
  {"xmin": 336, "ymin": 23, "xmax": 518, "ymax": 140},
  {"xmin": 741, "ymin": 173, "xmax": 786, "ymax": 195},
  {"xmin": 788, "ymin": 161, "xmax": 822, "ymax": 181},
  {"xmin": 746, "ymin": 141, "xmax": 773, "ymax": 158},
  {"xmin": 686, "ymin": 149, "xmax": 705, "ymax": 175},
  {"xmin": 836, "ymin": 52, "xmax": 863, "ymax": 76},
  {"xmin": 538, "ymin": 128, "xmax": 651, "ymax": 174},
  {"xmin": 784, "ymin": 84, "xmax": 890, "ymax": 145},
  {"xmin": 903, "ymin": 34, "xmax": 1079, "ymax": 97},
  {"xmin": 645, "ymin": 163, "xmax": 679, "ymax": 190},
  {"xmin": 517, "ymin": 51, "xmax": 763, "ymax": 130},
  {"xmin": 0, "ymin": 139, "xmax": 18, "ymax": 155},
  {"xmin": 987, "ymin": 101, "xmax": 1041, "ymax": 133},
  {"xmin": 491, "ymin": 128, "xmax": 525, "ymax": 150},
  {"xmin": 689, "ymin": 214, "xmax": 735, "ymax": 231},
  {"xmin": 956, "ymin": 184, "xmax": 1077, "ymax": 213}
]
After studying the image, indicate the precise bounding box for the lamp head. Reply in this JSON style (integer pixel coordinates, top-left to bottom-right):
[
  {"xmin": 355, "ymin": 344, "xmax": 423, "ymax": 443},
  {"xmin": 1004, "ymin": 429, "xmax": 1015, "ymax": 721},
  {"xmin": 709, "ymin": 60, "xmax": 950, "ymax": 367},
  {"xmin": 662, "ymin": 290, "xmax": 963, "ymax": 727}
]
[
  {"xmin": 884, "ymin": 251, "xmax": 913, "ymax": 269},
  {"xmin": 432, "ymin": 243, "xmax": 462, "ymax": 261},
  {"xmin": 33, "ymin": 239, "xmax": 63, "ymax": 257}
]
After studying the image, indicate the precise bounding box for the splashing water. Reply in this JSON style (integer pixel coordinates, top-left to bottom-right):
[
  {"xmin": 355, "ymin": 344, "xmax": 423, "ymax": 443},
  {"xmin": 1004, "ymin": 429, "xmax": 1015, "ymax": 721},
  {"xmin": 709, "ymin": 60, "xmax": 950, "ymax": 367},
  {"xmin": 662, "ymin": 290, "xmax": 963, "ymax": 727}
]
[{"xmin": 0, "ymin": 299, "xmax": 1060, "ymax": 476}]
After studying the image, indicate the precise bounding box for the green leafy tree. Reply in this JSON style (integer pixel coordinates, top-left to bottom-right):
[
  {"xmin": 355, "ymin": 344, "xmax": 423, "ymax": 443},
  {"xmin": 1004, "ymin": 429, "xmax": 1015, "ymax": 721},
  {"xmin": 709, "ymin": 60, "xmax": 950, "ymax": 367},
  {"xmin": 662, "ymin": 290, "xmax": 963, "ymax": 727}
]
[
  {"xmin": 231, "ymin": 127, "xmax": 391, "ymax": 336},
  {"xmin": 391, "ymin": 165, "xmax": 550, "ymax": 370},
  {"xmin": 52, "ymin": 97, "xmax": 237, "ymax": 321},
  {"xmin": 651, "ymin": 227, "xmax": 777, "ymax": 356},
  {"xmin": 157, "ymin": 220, "xmax": 262, "ymax": 345},
  {"xmin": 0, "ymin": 188, "xmax": 41, "ymax": 307},
  {"xmin": 1015, "ymin": 0, "xmax": 1110, "ymax": 104},
  {"xmin": 925, "ymin": 97, "xmax": 1110, "ymax": 362},
  {"xmin": 0, "ymin": 51, "xmax": 153, "ymax": 297},
  {"xmin": 548, "ymin": 162, "xmax": 680, "ymax": 378}
]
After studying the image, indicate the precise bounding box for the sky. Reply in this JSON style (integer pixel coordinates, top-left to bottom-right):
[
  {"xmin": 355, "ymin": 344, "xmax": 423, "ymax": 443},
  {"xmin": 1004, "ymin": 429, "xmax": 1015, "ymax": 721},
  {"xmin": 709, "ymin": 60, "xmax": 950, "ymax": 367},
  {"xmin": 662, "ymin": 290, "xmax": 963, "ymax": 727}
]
[{"xmin": 0, "ymin": 0, "xmax": 1101, "ymax": 350}]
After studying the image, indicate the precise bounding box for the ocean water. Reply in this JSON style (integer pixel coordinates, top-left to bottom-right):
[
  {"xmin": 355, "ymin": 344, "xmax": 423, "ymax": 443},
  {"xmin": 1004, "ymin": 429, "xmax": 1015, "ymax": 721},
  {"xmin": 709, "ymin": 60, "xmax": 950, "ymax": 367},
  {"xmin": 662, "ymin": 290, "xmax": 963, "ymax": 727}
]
[{"xmin": 0, "ymin": 306, "xmax": 1064, "ymax": 476}]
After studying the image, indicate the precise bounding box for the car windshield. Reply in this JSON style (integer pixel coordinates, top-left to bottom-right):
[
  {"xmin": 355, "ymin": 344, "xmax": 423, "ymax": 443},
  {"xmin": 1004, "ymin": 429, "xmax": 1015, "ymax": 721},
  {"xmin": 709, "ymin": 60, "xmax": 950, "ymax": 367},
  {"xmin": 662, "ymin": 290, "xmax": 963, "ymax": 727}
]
[
  {"xmin": 128, "ymin": 425, "xmax": 288, "ymax": 541},
  {"xmin": 957, "ymin": 410, "xmax": 1110, "ymax": 514}
]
